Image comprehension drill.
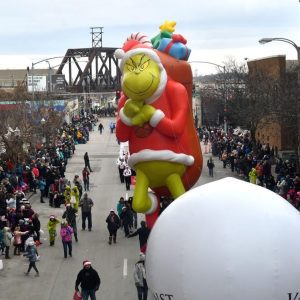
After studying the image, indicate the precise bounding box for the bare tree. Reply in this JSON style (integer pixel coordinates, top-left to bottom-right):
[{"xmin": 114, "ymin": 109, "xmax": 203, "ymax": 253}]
[{"xmin": 0, "ymin": 86, "xmax": 65, "ymax": 163}]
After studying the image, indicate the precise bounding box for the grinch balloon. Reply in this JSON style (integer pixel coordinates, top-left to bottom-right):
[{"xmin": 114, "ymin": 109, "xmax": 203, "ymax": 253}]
[{"xmin": 115, "ymin": 26, "xmax": 202, "ymax": 227}]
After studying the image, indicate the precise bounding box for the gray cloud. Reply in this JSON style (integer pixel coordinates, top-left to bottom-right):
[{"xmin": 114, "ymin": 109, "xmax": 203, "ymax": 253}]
[{"xmin": 0, "ymin": 0, "xmax": 299, "ymax": 69}]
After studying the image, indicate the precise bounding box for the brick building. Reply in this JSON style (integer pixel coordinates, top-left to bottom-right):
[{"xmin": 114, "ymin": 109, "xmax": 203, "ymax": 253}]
[{"xmin": 247, "ymin": 55, "xmax": 299, "ymax": 156}]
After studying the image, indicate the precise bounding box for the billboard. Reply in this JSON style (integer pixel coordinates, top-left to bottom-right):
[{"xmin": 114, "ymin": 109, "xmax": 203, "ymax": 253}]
[
  {"xmin": 51, "ymin": 74, "xmax": 66, "ymax": 92},
  {"xmin": 27, "ymin": 75, "xmax": 47, "ymax": 92},
  {"xmin": 30, "ymin": 100, "xmax": 65, "ymax": 112}
]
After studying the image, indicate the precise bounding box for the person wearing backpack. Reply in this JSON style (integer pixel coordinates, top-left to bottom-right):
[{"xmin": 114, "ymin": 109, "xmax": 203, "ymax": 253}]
[{"xmin": 24, "ymin": 240, "xmax": 39, "ymax": 276}]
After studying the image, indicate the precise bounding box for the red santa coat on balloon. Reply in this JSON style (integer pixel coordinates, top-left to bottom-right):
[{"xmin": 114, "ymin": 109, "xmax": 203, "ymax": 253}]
[{"xmin": 116, "ymin": 50, "xmax": 195, "ymax": 169}]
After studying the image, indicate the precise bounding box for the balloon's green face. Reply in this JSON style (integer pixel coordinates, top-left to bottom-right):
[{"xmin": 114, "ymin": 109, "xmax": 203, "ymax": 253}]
[{"xmin": 122, "ymin": 54, "xmax": 160, "ymax": 101}]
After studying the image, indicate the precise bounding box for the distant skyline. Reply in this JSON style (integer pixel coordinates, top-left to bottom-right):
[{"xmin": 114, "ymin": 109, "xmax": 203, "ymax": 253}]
[{"xmin": 0, "ymin": 0, "xmax": 299, "ymax": 75}]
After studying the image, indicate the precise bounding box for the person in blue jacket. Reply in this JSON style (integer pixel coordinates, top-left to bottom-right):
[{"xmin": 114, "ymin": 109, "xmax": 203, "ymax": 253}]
[
  {"xmin": 38, "ymin": 177, "xmax": 46, "ymax": 203},
  {"xmin": 24, "ymin": 240, "xmax": 39, "ymax": 276}
]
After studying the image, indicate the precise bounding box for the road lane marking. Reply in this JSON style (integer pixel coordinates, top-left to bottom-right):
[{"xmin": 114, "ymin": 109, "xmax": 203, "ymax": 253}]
[{"xmin": 123, "ymin": 258, "xmax": 128, "ymax": 278}]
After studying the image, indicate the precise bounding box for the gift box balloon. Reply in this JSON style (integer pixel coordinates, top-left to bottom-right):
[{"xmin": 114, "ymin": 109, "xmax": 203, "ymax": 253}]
[{"xmin": 157, "ymin": 34, "xmax": 191, "ymax": 61}]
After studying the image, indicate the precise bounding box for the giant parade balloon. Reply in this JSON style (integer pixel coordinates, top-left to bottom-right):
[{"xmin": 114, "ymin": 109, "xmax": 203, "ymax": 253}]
[
  {"xmin": 146, "ymin": 177, "xmax": 300, "ymax": 299},
  {"xmin": 115, "ymin": 22, "xmax": 202, "ymax": 228}
]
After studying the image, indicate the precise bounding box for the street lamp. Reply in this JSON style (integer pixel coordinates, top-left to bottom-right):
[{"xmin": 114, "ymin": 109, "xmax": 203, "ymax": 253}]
[
  {"xmin": 45, "ymin": 60, "xmax": 51, "ymax": 93},
  {"xmin": 189, "ymin": 61, "xmax": 228, "ymax": 134},
  {"xmin": 29, "ymin": 55, "xmax": 80, "ymax": 100}
]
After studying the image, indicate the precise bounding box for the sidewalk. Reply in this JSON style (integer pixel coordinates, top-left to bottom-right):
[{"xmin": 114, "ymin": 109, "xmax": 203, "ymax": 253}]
[{"xmin": 196, "ymin": 142, "xmax": 242, "ymax": 187}]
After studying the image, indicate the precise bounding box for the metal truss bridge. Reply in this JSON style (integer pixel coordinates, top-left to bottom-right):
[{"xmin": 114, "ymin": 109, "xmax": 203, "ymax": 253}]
[{"xmin": 56, "ymin": 46, "xmax": 121, "ymax": 93}]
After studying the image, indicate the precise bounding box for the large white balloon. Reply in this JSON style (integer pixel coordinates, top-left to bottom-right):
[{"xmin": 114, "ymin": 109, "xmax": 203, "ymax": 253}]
[{"xmin": 146, "ymin": 177, "xmax": 300, "ymax": 300}]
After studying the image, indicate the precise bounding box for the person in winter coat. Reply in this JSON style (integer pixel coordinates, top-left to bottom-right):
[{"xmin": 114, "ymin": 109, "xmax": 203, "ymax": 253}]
[
  {"xmin": 82, "ymin": 167, "xmax": 90, "ymax": 192},
  {"xmin": 62, "ymin": 204, "xmax": 78, "ymax": 242},
  {"xmin": 123, "ymin": 165, "xmax": 132, "ymax": 191},
  {"xmin": 117, "ymin": 196, "xmax": 126, "ymax": 229},
  {"xmin": 71, "ymin": 186, "xmax": 80, "ymax": 212},
  {"xmin": 47, "ymin": 215, "xmax": 60, "ymax": 246},
  {"xmin": 84, "ymin": 152, "xmax": 93, "ymax": 172},
  {"xmin": 73, "ymin": 175, "xmax": 83, "ymax": 190},
  {"xmin": 79, "ymin": 193, "xmax": 94, "ymax": 231},
  {"xmin": 120, "ymin": 206, "xmax": 133, "ymax": 237},
  {"xmin": 38, "ymin": 177, "xmax": 46, "ymax": 203},
  {"xmin": 75, "ymin": 260, "xmax": 101, "ymax": 300},
  {"xmin": 133, "ymin": 253, "xmax": 148, "ymax": 300},
  {"xmin": 0, "ymin": 226, "xmax": 5, "ymax": 255},
  {"xmin": 6, "ymin": 194, "xmax": 16, "ymax": 209},
  {"xmin": 116, "ymin": 197, "xmax": 125, "ymax": 223},
  {"xmin": 98, "ymin": 123, "xmax": 104, "ymax": 134},
  {"xmin": 64, "ymin": 185, "xmax": 71, "ymax": 205},
  {"xmin": 229, "ymin": 153, "xmax": 235, "ymax": 172},
  {"xmin": 116, "ymin": 157, "xmax": 126, "ymax": 183},
  {"xmin": 265, "ymin": 175, "xmax": 276, "ymax": 191},
  {"xmin": 0, "ymin": 194, "xmax": 7, "ymax": 217},
  {"xmin": 248, "ymin": 168, "xmax": 258, "ymax": 184},
  {"xmin": 221, "ymin": 151, "xmax": 228, "ymax": 169},
  {"xmin": 32, "ymin": 213, "xmax": 41, "ymax": 243},
  {"xmin": 3, "ymin": 226, "xmax": 12, "ymax": 259},
  {"xmin": 207, "ymin": 157, "xmax": 215, "ymax": 177},
  {"xmin": 277, "ymin": 176, "xmax": 288, "ymax": 198},
  {"xmin": 109, "ymin": 121, "xmax": 115, "ymax": 134},
  {"xmin": 13, "ymin": 226, "xmax": 29, "ymax": 255},
  {"xmin": 106, "ymin": 209, "xmax": 120, "ymax": 245},
  {"xmin": 75, "ymin": 182, "xmax": 83, "ymax": 201},
  {"xmin": 60, "ymin": 220, "xmax": 73, "ymax": 258},
  {"xmin": 22, "ymin": 204, "xmax": 35, "ymax": 219},
  {"xmin": 24, "ymin": 240, "xmax": 39, "ymax": 276},
  {"xmin": 127, "ymin": 221, "xmax": 150, "ymax": 253}
]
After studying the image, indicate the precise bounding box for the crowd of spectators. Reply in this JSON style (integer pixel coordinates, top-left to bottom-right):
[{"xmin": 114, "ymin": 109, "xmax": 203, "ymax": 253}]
[
  {"xmin": 0, "ymin": 113, "xmax": 97, "ymax": 259},
  {"xmin": 93, "ymin": 106, "xmax": 117, "ymax": 118},
  {"xmin": 199, "ymin": 126, "xmax": 300, "ymax": 210}
]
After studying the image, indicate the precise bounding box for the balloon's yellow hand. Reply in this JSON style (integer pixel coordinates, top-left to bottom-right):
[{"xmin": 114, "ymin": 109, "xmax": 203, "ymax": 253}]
[
  {"xmin": 141, "ymin": 105, "xmax": 156, "ymax": 122},
  {"xmin": 131, "ymin": 105, "xmax": 156, "ymax": 127},
  {"xmin": 123, "ymin": 99, "xmax": 141, "ymax": 118}
]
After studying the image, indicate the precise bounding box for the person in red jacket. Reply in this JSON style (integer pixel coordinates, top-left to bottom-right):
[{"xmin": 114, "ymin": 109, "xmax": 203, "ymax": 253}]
[{"xmin": 82, "ymin": 167, "xmax": 90, "ymax": 192}]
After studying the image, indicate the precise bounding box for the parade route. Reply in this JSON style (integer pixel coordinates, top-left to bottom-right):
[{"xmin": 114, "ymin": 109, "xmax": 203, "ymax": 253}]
[{"xmin": 0, "ymin": 117, "xmax": 239, "ymax": 300}]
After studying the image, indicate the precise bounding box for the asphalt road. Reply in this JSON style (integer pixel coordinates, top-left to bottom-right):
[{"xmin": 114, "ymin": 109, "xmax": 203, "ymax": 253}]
[{"xmin": 0, "ymin": 118, "xmax": 238, "ymax": 300}]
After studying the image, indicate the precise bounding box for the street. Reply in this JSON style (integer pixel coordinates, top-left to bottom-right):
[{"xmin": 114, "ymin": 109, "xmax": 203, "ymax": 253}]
[{"xmin": 0, "ymin": 118, "xmax": 238, "ymax": 300}]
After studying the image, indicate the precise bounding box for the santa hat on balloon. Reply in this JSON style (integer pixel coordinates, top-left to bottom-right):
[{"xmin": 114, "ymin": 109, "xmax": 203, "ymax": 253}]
[{"xmin": 114, "ymin": 32, "xmax": 167, "ymax": 104}]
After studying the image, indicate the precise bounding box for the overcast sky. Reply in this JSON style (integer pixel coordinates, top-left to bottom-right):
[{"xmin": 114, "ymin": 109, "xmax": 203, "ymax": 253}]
[{"xmin": 0, "ymin": 0, "xmax": 299, "ymax": 74}]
